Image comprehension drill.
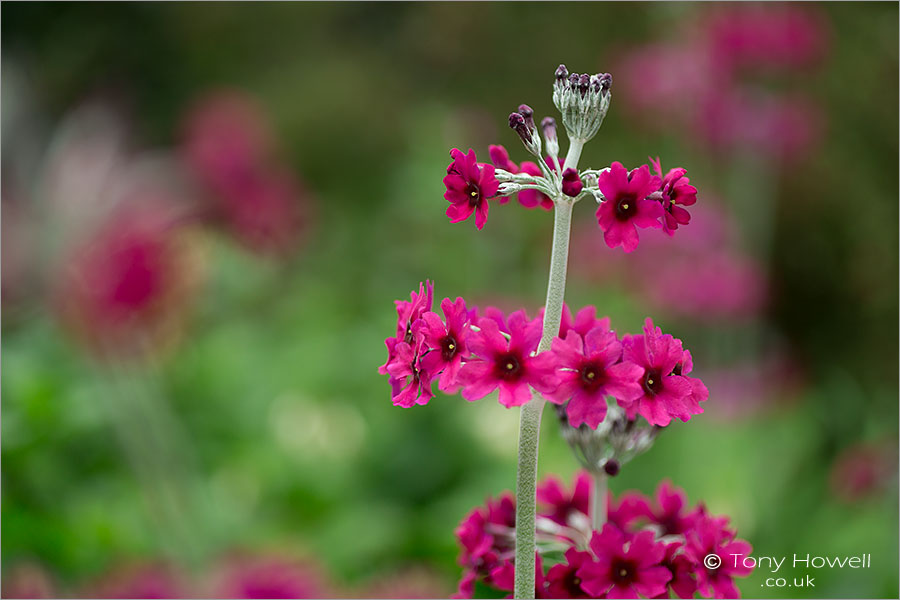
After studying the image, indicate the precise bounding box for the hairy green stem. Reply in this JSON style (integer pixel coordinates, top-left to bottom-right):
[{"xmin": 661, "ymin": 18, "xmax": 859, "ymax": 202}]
[
  {"xmin": 592, "ymin": 472, "xmax": 608, "ymax": 531},
  {"xmin": 513, "ymin": 140, "xmax": 580, "ymax": 599}
]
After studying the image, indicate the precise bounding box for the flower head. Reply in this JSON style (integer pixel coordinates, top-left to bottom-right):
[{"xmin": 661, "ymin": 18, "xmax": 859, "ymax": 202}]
[
  {"xmin": 596, "ymin": 162, "xmax": 663, "ymax": 253},
  {"xmin": 444, "ymin": 148, "xmax": 499, "ymax": 230},
  {"xmin": 458, "ymin": 310, "xmax": 559, "ymax": 407},
  {"xmin": 379, "ymin": 281, "xmax": 433, "ymax": 375}
]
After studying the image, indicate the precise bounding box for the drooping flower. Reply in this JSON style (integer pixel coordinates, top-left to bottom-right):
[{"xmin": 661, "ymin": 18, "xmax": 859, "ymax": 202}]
[
  {"xmin": 536, "ymin": 470, "xmax": 591, "ymax": 527},
  {"xmin": 595, "ymin": 162, "xmax": 663, "ymax": 252},
  {"xmin": 621, "ymin": 318, "xmax": 697, "ymax": 426},
  {"xmin": 419, "ymin": 297, "xmax": 471, "ymax": 393},
  {"xmin": 577, "ymin": 524, "xmax": 672, "ymax": 598},
  {"xmin": 457, "ymin": 310, "xmax": 560, "ymax": 407},
  {"xmin": 386, "ymin": 330, "xmax": 435, "ymax": 408},
  {"xmin": 550, "ymin": 328, "xmax": 644, "ymax": 428},
  {"xmin": 379, "ymin": 281, "xmax": 434, "ymax": 375},
  {"xmin": 444, "ymin": 148, "xmax": 499, "ymax": 230},
  {"xmin": 649, "ymin": 157, "xmax": 697, "ymax": 236},
  {"xmin": 685, "ymin": 515, "xmax": 754, "ymax": 599},
  {"xmin": 654, "ymin": 541, "xmax": 699, "ymax": 599},
  {"xmin": 673, "ymin": 349, "xmax": 710, "ymax": 417}
]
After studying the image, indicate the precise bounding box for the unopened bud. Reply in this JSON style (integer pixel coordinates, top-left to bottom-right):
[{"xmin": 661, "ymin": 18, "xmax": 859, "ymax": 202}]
[
  {"xmin": 541, "ymin": 116, "xmax": 559, "ymax": 157},
  {"xmin": 603, "ymin": 459, "xmax": 620, "ymax": 476},
  {"xmin": 555, "ymin": 64, "xmax": 568, "ymax": 82},
  {"xmin": 508, "ymin": 107, "xmax": 541, "ymax": 157}
]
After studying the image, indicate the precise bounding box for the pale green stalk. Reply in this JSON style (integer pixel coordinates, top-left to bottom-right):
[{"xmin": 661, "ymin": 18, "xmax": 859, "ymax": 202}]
[{"xmin": 513, "ymin": 139, "xmax": 582, "ymax": 599}]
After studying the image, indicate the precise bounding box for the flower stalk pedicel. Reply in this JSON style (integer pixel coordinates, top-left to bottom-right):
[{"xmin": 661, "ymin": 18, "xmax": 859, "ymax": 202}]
[{"xmin": 379, "ymin": 64, "xmax": 740, "ymax": 599}]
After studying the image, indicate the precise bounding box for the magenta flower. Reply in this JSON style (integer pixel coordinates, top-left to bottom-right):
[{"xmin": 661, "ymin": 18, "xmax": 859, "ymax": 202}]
[
  {"xmin": 561, "ymin": 168, "xmax": 584, "ymax": 197},
  {"xmin": 685, "ymin": 516, "xmax": 753, "ymax": 599},
  {"xmin": 577, "ymin": 524, "xmax": 672, "ymax": 598},
  {"xmin": 518, "ymin": 161, "xmax": 554, "ymax": 210},
  {"xmin": 419, "ymin": 297, "xmax": 471, "ymax": 393},
  {"xmin": 558, "ymin": 304, "xmax": 611, "ymax": 340},
  {"xmin": 386, "ymin": 330, "xmax": 435, "ymax": 408},
  {"xmin": 621, "ymin": 318, "xmax": 696, "ymax": 426},
  {"xmin": 536, "ymin": 470, "xmax": 591, "ymax": 527},
  {"xmin": 545, "ymin": 548, "xmax": 593, "ymax": 599},
  {"xmin": 550, "ymin": 328, "xmax": 644, "ymax": 428},
  {"xmin": 642, "ymin": 480, "xmax": 703, "ymax": 536},
  {"xmin": 596, "ymin": 162, "xmax": 663, "ymax": 252},
  {"xmin": 607, "ymin": 490, "xmax": 654, "ymax": 533},
  {"xmin": 457, "ymin": 310, "xmax": 560, "ymax": 407},
  {"xmin": 444, "ymin": 148, "xmax": 499, "ymax": 230},
  {"xmin": 379, "ymin": 281, "xmax": 433, "ymax": 375},
  {"xmin": 649, "ymin": 157, "xmax": 697, "ymax": 236},
  {"xmin": 488, "ymin": 554, "xmax": 547, "ymax": 598},
  {"xmin": 674, "ymin": 349, "xmax": 710, "ymax": 417}
]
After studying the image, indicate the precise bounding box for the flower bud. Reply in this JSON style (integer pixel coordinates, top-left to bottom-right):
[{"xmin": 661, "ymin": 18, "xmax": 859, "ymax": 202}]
[
  {"xmin": 508, "ymin": 106, "xmax": 541, "ymax": 158},
  {"xmin": 561, "ymin": 168, "xmax": 583, "ymax": 197},
  {"xmin": 552, "ymin": 65, "xmax": 613, "ymax": 142},
  {"xmin": 541, "ymin": 117, "xmax": 559, "ymax": 158},
  {"xmin": 603, "ymin": 459, "xmax": 620, "ymax": 476}
]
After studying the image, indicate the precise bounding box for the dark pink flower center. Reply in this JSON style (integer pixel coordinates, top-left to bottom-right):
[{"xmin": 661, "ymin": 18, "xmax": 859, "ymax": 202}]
[
  {"xmin": 614, "ymin": 195, "xmax": 637, "ymax": 221},
  {"xmin": 465, "ymin": 182, "xmax": 481, "ymax": 207},
  {"xmin": 579, "ymin": 362, "xmax": 607, "ymax": 390},
  {"xmin": 494, "ymin": 352, "xmax": 523, "ymax": 381},
  {"xmin": 642, "ymin": 369, "xmax": 663, "ymax": 395},
  {"xmin": 439, "ymin": 334, "xmax": 459, "ymax": 362},
  {"xmin": 563, "ymin": 570, "xmax": 586, "ymax": 597},
  {"xmin": 611, "ymin": 559, "xmax": 637, "ymax": 585}
]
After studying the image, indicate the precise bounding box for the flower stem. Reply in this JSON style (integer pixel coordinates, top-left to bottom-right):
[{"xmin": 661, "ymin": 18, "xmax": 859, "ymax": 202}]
[
  {"xmin": 592, "ymin": 472, "xmax": 607, "ymax": 531},
  {"xmin": 513, "ymin": 143, "xmax": 579, "ymax": 599}
]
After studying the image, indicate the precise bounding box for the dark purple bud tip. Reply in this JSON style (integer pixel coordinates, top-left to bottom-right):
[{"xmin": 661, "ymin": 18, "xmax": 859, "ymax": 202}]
[
  {"xmin": 604, "ymin": 459, "xmax": 620, "ymax": 476},
  {"xmin": 578, "ymin": 74, "xmax": 590, "ymax": 96},
  {"xmin": 518, "ymin": 104, "xmax": 534, "ymax": 119},
  {"xmin": 568, "ymin": 73, "xmax": 580, "ymax": 89},
  {"xmin": 508, "ymin": 112, "xmax": 525, "ymax": 130},
  {"xmin": 599, "ymin": 73, "xmax": 612, "ymax": 93},
  {"xmin": 555, "ymin": 64, "xmax": 568, "ymax": 81}
]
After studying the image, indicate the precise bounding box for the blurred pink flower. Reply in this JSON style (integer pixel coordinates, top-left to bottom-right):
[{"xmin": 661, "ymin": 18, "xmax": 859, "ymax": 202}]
[
  {"xmin": 55, "ymin": 202, "xmax": 202, "ymax": 359},
  {"xmin": 83, "ymin": 561, "xmax": 186, "ymax": 599},
  {"xmin": 360, "ymin": 565, "xmax": 451, "ymax": 599},
  {"xmin": 615, "ymin": 4, "xmax": 829, "ymax": 162},
  {"xmin": 2, "ymin": 562, "xmax": 56, "ymax": 599},
  {"xmin": 829, "ymin": 441, "xmax": 898, "ymax": 503},
  {"xmin": 205, "ymin": 553, "xmax": 328, "ymax": 599},
  {"xmin": 181, "ymin": 91, "xmax": 312, "ymax": 256}
]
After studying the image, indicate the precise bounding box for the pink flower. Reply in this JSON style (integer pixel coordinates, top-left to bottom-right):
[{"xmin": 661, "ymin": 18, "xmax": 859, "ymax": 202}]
[
  {"xmin": 577, "ymin": 524, "xmax": 672, "ymax": 598},
  {"xmin": 209, "ymin": 554, "xmax": 326, "ymax": 599},
  {"xmin": 545, "ymin": 548, "xmax": 593, "ymax": 599},
  {"xmin": 488, "ymin": 554, "xmax": 547, "ymax": 598},
  {"xmin": 561, "ymin": 168, "xmax": 584, "ymax": 197},
  {"xmin": 685, "ymin": 516, "xmax": 753, "ymax": 599},
  {"xmin": 649, "ymin": 157, "xmax": 697, "ymax": 236},
  {"xmin": 488, "ymin": 145, "xmax": 553, "ymax": 211},
  {"xmin": 458, "ymin": 310, "xmax": 560, "ymax": 407},
  {"xmin": 607, "ymin": 490, "xmax": 654, "ymax": 533},
  {"xmin": 642, "ymin": 480, "xmax": 703, "ymax": 536},
  {"xmin": 386, "ymin": 331, "xmax": 435, "ymax": 408},
  {"xmin": 537, "ymin": 470, "xmax": 591, "ymax": 527},
  {"xmin": 419, "ymin": 297, "xmax": 471, "ymax": 393},
  {"xmin": 550, "ymin": 328, "xmax": 644, "ymax": 429},
  {"xmin": 596, "ymin": 162, "xmax": 663, "ymax": 253},
  {"xmin": 517, "ymin": 161, "xmax": 554, "ymax": 211},
  {"xmin": 621, "ymin": 319, "xmax": 698, "ymax": 426},
  {"xmin": 444, "ymin": 148, "xmax": 499, "ymax": 230},
  {"xmin": 558, "ymin": 305, "xmax": 611, "ymax": 340},
  {"xmin": 379, "ymin": 281, "xmax": 434, "ymax": 375},
  {"xmin": 674, "ymin": 349, "xmax": 710, "ymax": 417}
]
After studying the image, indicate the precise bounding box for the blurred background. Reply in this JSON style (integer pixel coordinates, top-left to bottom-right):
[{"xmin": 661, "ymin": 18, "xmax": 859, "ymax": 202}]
[{"xmin": 2, "ymin": 2, "xmax": 897, "ymax": 598}]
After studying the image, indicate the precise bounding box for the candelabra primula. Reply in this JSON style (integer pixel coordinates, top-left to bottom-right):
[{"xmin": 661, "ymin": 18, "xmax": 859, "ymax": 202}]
[{"xmin": 379, "ymin": 65, "xmax": 753, "ymax": 598}]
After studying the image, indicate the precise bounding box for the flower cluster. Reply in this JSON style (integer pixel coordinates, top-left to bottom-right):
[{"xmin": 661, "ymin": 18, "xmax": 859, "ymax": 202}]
[
  {"xmin": 454, "ymin": 473, "xmax": 754, "ymax": 599},
  {"xmin": 381, "ymin": 287, "xmax": 707, "ymax": 429}
]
